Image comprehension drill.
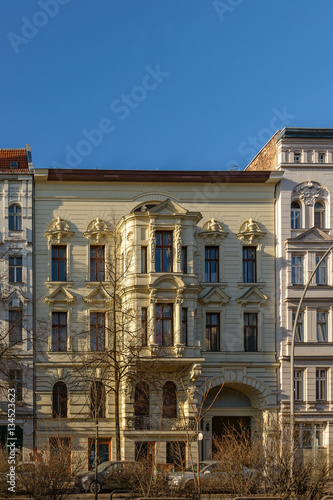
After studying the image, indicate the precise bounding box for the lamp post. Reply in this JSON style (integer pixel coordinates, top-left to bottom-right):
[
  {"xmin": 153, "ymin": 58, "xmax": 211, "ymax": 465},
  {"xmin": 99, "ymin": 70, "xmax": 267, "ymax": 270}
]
[{"xmin": 289, "ymin": 243, "xmax": 333, "ymax": 472}]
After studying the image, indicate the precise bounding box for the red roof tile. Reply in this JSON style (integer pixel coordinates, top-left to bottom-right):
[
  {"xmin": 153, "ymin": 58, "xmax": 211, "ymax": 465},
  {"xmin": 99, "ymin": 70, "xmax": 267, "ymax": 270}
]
[{"xmin": 0, "ymin": 148, "xmax": 29, "ymax": 172}]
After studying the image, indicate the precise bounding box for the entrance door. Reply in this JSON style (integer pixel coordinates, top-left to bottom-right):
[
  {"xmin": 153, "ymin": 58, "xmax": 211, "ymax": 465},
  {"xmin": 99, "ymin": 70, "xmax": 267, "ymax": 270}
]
[
  {"xmin": 212, "ymin": 416, "xmax": 251, "ymax": 455},
  {"xmin": 88, "ymin": 438, "xmax": 111, "ymax": 469}
]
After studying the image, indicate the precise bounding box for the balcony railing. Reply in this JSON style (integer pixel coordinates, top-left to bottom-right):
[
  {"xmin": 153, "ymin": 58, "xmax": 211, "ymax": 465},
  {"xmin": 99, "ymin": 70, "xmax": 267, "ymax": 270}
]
[{"xmin": 126, "ymin": 416, "xmax": 195, "ymax": 431}]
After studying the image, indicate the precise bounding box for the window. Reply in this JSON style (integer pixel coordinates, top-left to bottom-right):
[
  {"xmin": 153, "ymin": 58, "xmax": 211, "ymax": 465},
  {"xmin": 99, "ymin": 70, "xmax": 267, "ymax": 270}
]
[
  {"xmin": 314, "ymin": 201, "xmax": 325, "ymax": 229},
  {"xmin": 292, "ymin": 310, "xmax": 304, "ymax": 342},
  {"xmin": 316, "ymin": 369, "xmax": 327, "ymax": 401},
  {"xmin": 141, "ymin": 308, "xmax": 148, "ymax": 346},
  {"xmin": 244, "ymin": 313, "xmax": 257, "ymax": 352},
  {"xmin": 291, "ymin": 201, "xmax": 301, "ymax": 229},
  {"xmin": 295, "ymin": 423, "xmax": 326, "ymax": 448},
  {"xmin": 52, "ymin": 245, "xmax": 66, "ymax": 281},
  {"xmin": 317, "ymin": 312, "xmax": 328, "ymax": 342},
  {"xmin": 156, "ymin": 304, "xmax": 173, "ymax": 346},
  {"xmin": 52, "ymin": 382, "xmax": 67, "ymax": 418},
  {"xmin": 316, "ymin": 254, "xmax": 327, "ymax": 285},
  {"xmin": 141, "ymin": 247, "xmax": 147, "ymax": 273},
  {"xmin": 155, "ymin": 231, "xmax": 173, "ymax": 272},
  {"xmin": 9, "ymin": 369, "xmax": 23, "ymax": 402},
  {"xmin": 166, "ymin": 442, "xmax": 186, "ymax": 471},
  {"xmin": 52, "ymin": 312, "xmax": 67, "ymax": 352},
  {"xmin": 50, "ymin": 437, "xmax": 71, "ymax": 468},
  {"xmin": 294, "ymin": 369, "xmax": 304, "ymax": 401},
  {"xmin": 135, "ymin": 442, "xmax": 155, "ymax": 464},
  {"xmin": 181, "ymin": 308, "xmax": 188, "ymax": 345},
  {"xmin": 134, "ymin": 382, "xmax": 150, "ymax": 429},
  {"xmin": 205, "ymin": 246, "xmax": 219, "ymax": 282},
  {"xmin": 291, "ymin": 255, "xmax": 303, "ymax": 284},
  {"xmin": 90, "ymin": 245, "xmax": 105, "ymax": 281},
  {"xmin": 9, "ymin": 256, "xmax": 22, "ymax": 283},
  {"xmin": 90, "ymin": 312, "xmax": 105, "ymax": 351},
  {"xmin": 8, "ymin": 204, "xmax": 22, "ymax": 231},
  {"xmin": 9, "ymin": 310, "xmax": 22, "ymax": 344},
  {"xmin": 91, "ymin": 381, "xmax": 105, "ymax": 419},
  {"xmin": 162, "ymin": 382, "xmax": 177, "ymax": 418},
  {"xmin": 318, "ymin": 153, "xmax": 325, "ymax": 163},
  {"xmin": 242, "ymin": 247, "xmax": 256, "ymax": 282},
  {"xmin": 206, "ymin": 313, "xmax": 220, "ymax": 352},
  {"xmin": 294, "ymin": 153, "xmax": 301, "ymax": 163},
  {"xmin": 181, "ymin": 247, "xmax": 187, "ymax": 273}
]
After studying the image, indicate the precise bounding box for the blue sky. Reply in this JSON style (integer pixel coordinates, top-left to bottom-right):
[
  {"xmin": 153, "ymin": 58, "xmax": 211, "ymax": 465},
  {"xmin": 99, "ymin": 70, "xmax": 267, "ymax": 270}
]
[{"xmin": 1, "ymin": 0, "xmax": 333, "ymax": 171}]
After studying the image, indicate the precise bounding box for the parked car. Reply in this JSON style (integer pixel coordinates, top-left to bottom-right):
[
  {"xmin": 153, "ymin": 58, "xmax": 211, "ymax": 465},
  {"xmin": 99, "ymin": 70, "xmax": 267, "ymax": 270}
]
[
  {"xmin": 75, "ymin": 461, "xmax": 131, "ymax": 493},
  {"xmin": 167, "ymin": 462, "xmax": 212, "ymax": 487},
  {"xmin": 174, "ymin": 461, "xmax": 260, "ymax": 493}
]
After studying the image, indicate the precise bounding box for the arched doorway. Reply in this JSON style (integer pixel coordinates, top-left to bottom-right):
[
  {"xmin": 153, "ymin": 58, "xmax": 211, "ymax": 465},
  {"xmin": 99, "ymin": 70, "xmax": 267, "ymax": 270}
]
[{"xmin": 202, "ymin": 386, "xmax": 254, "ymax": 460}]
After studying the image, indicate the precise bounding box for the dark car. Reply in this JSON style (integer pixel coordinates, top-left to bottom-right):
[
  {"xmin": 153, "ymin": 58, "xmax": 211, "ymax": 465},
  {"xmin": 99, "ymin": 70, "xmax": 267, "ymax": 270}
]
[{"xmin": 75, "ymin": 461, "xmax": 132, "ymax": 494}]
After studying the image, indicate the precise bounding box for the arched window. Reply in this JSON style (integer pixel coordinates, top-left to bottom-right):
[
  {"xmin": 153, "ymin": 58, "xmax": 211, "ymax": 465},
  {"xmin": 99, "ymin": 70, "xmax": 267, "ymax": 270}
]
[
  {"xmin": 52, "ymin": 382, "xmax": 67, "ymax": 418},
  {"xmin": 314, "ymin": 201, "xmax": 325, "ymax": 229},
  {"xmin": 8, "ymin": 204, "xmax": 22, "ymax": 231},
  {"xmin": 291, "ymin": 201, "xmax": 301, "ymax": 229},
  {"xmin": 162, "ymin": 381, "xmax": 177, "ymax": 418},
  {"xmin": 90, "ymin": 381, "xmax": 105, "ymax": 419},
  {"xmin": 134, "ymin": 382, "xmax": 150, "ymax": 417}
]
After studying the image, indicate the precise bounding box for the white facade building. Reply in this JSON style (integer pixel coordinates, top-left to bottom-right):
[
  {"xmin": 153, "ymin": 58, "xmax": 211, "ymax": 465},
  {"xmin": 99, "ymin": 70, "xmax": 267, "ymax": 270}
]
[{"xmin": 0, "ymin": 146, "xmax": 34, "ymax": 460}]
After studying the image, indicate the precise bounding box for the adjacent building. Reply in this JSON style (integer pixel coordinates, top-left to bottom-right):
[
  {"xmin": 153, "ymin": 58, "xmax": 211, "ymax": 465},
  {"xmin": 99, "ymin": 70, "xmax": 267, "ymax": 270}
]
[
  {"xmin": 33, "ymin": 168, "xmax": 281, "ymax": 468},
  {"xmin": 247, "ymin": 128, "xmax": 333, "ymax": 462},
  {"xmin": 0, "ymin": 146, "xmax": 34, "ymax": 460}
]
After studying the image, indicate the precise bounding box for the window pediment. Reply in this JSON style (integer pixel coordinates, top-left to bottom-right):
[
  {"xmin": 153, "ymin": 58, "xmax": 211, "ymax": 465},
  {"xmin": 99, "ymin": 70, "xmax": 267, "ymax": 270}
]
[
  {"xmin": 290, "ymin": 227, "xmax": 333, "ymax": 243},
  {"xmin": 83, "ymin": 285, "xmax": 111, "ymax": 305},
  {"xmin": 199, "ymin": 286, "xmax": 230, "ymax": 305},
  {"xmin": 45, "ymin": 285, "xmax": 76, "ymax": 305},
  {"xmin": 199, "ymin": 219, "xmax": 228, "ymax": 242},
  {"xmin": 237, "ymin": 219, "xmax": 265, "ymax": 245},
  {"xmin": 84, "ymin": 218, "xmax": 112, "ymax": 243},
  {"xmin": 45, "ymin": 218, "xmax": 74, "ymax": 243},
  {"xmin": 293, "ymin": 181, "xmax": 328, "ymax": 206},
  {"xmin": 2, "ymin": 289, "xmax": 27, "ymax": 306},
  {"xmin": 236, "ymin": 286, "xmax": 269, "ymax": 305}
]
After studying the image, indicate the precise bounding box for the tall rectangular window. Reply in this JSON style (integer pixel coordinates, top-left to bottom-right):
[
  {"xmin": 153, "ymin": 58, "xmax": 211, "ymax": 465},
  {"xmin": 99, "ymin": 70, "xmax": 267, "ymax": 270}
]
[
  {"xmin": 317, "ymin": 312, "xmax": 328, "ymax": 342},
  {"xmin": 205, "ymin": 246, "xmax": 219, "ymax": 282},
  {"xmin": 90, "ymin": 312, "xmax": 105, "ymax": 351},
  {"xmin": 9, "ymin": 369, "xmax": 23, "ymax": 402},
  {"xmin": 181, "ymin": 247, "xmax": 187, "ymax": 274},
  {"xmin": 52, "ymin": 246, "xmax": 66, "ymax": 281},
  {"xmin": 244, "ymin": 313, "xmax": 257, "ymax": 352},
  {"xmin": 206, "ymin": 313, "xmax": 220, "ymax": 351},
  {"xmin": 181, "ymin": 308, "xmax": 188, "ymax": 345},
  {"xmin": 316, "ymin": 254, "xmax": 327, "ymax": 285},
  {"xmin": 291, "ymin": 254, "xmax": 303, "ymax": 284},
  {"xmin": 90, "ymin": 245, "xmax": 105, "ymax": 281},
  {"xmin": 294, "ymin": 369, "xmax": 304, "ymax": 401},
  {"xmin": 316, "ymin": 369, "xmax": 327, "ymax": 401},
  {"xmin": 155, "ymin": 231, "xmax": 173, "ymax": 272},
  {"xmin": 156, "ymin": 304, "xmax": 173, "ymax": 346},
  {"xmin": 52, "ymin": 312, "xmax": 67, "ymax": 351},
  {"xmin": 141, "ymin": 307, "xmax": 148, "ymax": 346},
  {"xmin": 9, "ymin": 256, "xmax": 22, "ymax": 283},
  {"xmin": 141, "ymin": 247, "xmax": 147, "ymax": 273},
  {"xmin": 242, "ymin": 247, "xmax": 256, "ymax": 283},
  {"xmin": 292, "ymin": 311, "xmax": 304, "ymax": 342},
  {"xmin": 9, "ymin": 310, "xmax": 22, "ymax": 344}
]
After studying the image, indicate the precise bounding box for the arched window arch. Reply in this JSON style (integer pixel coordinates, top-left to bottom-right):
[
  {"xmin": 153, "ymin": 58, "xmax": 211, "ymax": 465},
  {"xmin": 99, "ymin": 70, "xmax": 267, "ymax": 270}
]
[
  {"xmin": 162, "ymin": 381, "xmax": 177, "ymax": 418},
  {"xmin": 314, "ymin": 201, "xmax": 325, "ymax": 229},
  {"xmin": 8, "ymin": 204, "xmax": 22, "ymax": 231},
  {"xmin": 52, "ymin": 382, "xmax": 67, "ymax": 418},
  {"xmin": 90, "ymin": 381, "xmax": 105, "ymax": 419},
  {"xmin": 134, "ymin": 382, "xmax": 150, "ymax": 417},
  {"xmin": 291, "ymin": 201, "xmax": 301, "ymax": 229}
]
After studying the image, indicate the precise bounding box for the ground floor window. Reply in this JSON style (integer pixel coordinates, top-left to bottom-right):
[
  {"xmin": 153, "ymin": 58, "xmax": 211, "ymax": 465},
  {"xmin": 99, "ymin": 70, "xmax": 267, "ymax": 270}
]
[
  {"xmin": 294, "ymin": 422, "xmax": 326, "ymax": 448},
  {"xmin": 166, "ymin": 441, "xmax": 186, "ymax": 471},
  {"xmin": 88, "ymin": 438, "xmax": 111, "ymax": 469},
  {"xmin": 49, "ymin": 437, "xmax": 71, "ymax": 469},
  {"xmin": 135, "ymin": 441, "xmax": 155, "ymax": 465},
  {"xmin": 0, "ymin": 425, "xmax": 23, "ymax": 456}
]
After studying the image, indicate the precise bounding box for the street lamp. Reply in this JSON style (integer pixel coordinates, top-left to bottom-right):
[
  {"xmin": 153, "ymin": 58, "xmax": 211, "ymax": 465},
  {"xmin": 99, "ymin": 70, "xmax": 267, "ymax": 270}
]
[{"xmin": 289, "ymin": 243, "xmax": 333, "ymax": 472}]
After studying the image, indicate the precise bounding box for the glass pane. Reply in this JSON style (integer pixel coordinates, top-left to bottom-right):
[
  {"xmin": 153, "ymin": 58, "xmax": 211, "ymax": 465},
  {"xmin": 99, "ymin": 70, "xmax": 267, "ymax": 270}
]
[
  {"xmin": 155, "ymin": 248, "xmax": 162, "ymax": 272},
  {"xmin": 163, "ymin": 232, "xmax": 172, "ymax": 245},
  {"xmin": 155, "ymin": 232, "xmax": 162, "ymax": 245}
]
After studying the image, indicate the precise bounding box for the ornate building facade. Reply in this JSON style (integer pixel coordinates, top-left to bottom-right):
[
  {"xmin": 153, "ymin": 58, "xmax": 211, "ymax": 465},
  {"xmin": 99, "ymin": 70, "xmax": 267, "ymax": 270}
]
[
  {"xmin": 247, "ymin": 128, "xmax": 333, "ymax": 461},
  {"xmin": 34, "ymin": 168, "xmax": 281, "ymax": 468},
  {"xmin": 0, "ymin": 146, "xmax": 34, "ymax": 461}
]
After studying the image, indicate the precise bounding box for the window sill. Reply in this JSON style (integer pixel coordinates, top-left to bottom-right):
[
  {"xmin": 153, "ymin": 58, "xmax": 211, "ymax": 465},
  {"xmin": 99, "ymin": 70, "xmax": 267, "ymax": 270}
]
[
  {"xmin": 237, "ymin": 282, "xmax": 265, "ymax": 289},
  {"xmin": 85, "ymin": 281, "xmax": 109, "ymax": 287},
  {"xmin": 200, "ymin": 281, "xmax": 227, "ymax": 288},
  {"xmin": 46, "ymin": 281, "xmax": 73, "ymax": 288}
]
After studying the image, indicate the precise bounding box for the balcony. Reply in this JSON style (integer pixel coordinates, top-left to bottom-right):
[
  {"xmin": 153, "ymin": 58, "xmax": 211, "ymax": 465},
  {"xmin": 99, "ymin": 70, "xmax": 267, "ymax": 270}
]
[{"xmin": 126, "ymin": 416, "xmax": 195, "ymax": 431}]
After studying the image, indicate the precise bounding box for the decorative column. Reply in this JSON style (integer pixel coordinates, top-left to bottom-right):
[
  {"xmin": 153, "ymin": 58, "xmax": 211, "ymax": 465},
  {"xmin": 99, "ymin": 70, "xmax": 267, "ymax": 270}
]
[
  {"xmin": 175, "ymin": 221, "xmax": 182, "ymax": 272},
  {"xmin": 174, "ymin": 288, "xmax": 185, "ymax": 357},
  {"xmin": 149, "ymin": 289, "xmax": 158, "ymax": 355},
  {"xmin": 149, "ymin": 221, "xmax": 156, "ymax": 273}
]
